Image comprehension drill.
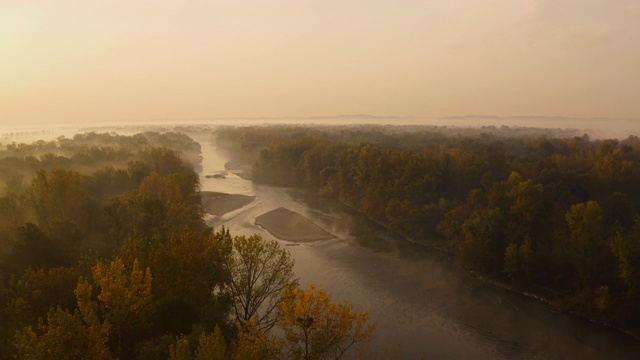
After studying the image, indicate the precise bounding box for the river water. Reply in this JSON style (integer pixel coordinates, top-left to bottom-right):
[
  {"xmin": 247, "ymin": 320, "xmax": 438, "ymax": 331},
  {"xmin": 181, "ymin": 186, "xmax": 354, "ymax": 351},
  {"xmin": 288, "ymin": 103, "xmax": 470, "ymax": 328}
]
[{"xmin": 198, "ymin": 140, "xmax": 640, "ymax": 360}]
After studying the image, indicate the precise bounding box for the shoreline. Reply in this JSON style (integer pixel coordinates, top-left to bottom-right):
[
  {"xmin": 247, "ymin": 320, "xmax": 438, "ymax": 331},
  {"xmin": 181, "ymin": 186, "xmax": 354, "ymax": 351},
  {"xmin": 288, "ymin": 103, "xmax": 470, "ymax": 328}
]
[
  {"xmin": 256, "ymin": 186, "xmax": 640, "ymax": 343},
  {"xmin": 320, "ymin": 192, "xmax": 640, "ymax": 343}
]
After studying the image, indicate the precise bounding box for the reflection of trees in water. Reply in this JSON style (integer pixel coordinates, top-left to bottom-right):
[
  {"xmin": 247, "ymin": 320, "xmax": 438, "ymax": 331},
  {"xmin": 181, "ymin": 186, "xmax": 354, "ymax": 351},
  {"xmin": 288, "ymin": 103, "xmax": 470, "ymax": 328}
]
[
  {"xmin": 350, "ymin": 222, "xmax": 396, "ymax": 252},
  {"xmin": 292, "ymin": 190, "xmax": 397, "ymax": 252}
]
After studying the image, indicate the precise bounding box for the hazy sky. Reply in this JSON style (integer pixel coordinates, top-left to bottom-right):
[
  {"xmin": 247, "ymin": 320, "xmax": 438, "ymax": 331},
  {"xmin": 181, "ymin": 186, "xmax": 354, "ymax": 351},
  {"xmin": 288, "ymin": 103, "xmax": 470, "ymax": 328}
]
[{"xmin": 2, "ymin": 0, "xmax": 639, "ymax": 126}]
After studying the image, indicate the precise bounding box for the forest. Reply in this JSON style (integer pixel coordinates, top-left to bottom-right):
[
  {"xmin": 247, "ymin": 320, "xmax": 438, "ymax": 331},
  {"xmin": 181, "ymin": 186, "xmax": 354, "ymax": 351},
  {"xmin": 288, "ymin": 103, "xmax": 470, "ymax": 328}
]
[
  {"xmin": 216, "ymin": 124, "xmax": 640, "ymax": 334},
  {"xmin": 0, "ymin": 132, "xmax": 374, "ymax": 359}
]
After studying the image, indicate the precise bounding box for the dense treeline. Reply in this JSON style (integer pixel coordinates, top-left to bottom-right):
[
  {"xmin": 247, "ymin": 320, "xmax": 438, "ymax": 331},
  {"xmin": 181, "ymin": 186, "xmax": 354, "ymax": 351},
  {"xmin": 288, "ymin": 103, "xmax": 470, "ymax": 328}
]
[
  {"xmin": 227, "ymin": 125, "xmax": 640, "ymax": 332},
  {"xmin": 0, "ymin": 132, "xmax": 202, "ymax": 261},
  {"xmin": 0, "ymin": 131, "xmax": 202, "ymax": 190},
  {"xmin": 0, "ymin": 132, "xmax": 209, "ymax": 358},
  {"xmin": 0, "ymin": 132, "xmax": 374, "ymax": 359},
  {"xmin": 214, "ymin": 124, "xmax": 580, "ymax": 163}
]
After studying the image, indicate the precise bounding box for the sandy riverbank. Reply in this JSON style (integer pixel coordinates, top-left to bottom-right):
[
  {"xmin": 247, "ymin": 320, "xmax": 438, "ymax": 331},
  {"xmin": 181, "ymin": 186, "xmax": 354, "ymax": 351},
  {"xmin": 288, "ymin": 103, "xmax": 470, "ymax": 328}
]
[
  {"xmin": 255, "ymin": 207, "xmax": 334, "ymax": 242},
  {"xmin": 201, "ymin": 191, "xmax": 255, "ymax": 216}
]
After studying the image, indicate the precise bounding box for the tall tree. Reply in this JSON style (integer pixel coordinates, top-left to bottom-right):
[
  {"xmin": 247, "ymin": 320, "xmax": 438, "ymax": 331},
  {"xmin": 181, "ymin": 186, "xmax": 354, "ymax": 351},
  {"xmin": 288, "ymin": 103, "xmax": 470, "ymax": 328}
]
[
  {"xmin": 135, "ymin": 172, "xmax": 192, "ymax": 240},
  {"xmin": 93, "ymin": 257, "xmax": 153, "ymax": 357},
  {"xmin": 13, "ymin": 279, "xmax": 113, "ymax": 360},
  {"xmin": 278, "ymin": 284, "xmax": 376, "ymax": 360},
  {"xmin": 225, "ymin": 234, "xmax": 298, "ymax": 332},
  {"xmin": 28, "ymin": 169, "xmax": 90, "ymax": 227},
  {"xmin": 565, "ymin": 200, "xmax": 605, "ymax": 291}
]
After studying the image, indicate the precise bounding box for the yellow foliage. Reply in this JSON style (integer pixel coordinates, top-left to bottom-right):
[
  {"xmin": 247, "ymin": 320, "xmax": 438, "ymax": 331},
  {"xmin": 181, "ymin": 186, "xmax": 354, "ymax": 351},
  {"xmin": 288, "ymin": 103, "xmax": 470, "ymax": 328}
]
[
  {"xmin": 195, "ymin": 326, "xmax": 227, "ymax": 360},
  {"xmin": 93, "ymin": 257, "xmax": 153, "ymax": 330},
  {"xmin": 13, "ymin": 280, "xmax": 113, "ymax": 360},
  {"xmin": 92, "ymin": 257, "xmax": 153, "ymax": 356},
  {"xmin": 278, "ymin": 284, "xmax": 376, "ymax": 360},
  {"xmin": 168, "ymin": 337, "xmax": 192, "ymax": 360},
  {"xmin": 228, "ymin": 234, "xmax": 297, "ymax": 332}
]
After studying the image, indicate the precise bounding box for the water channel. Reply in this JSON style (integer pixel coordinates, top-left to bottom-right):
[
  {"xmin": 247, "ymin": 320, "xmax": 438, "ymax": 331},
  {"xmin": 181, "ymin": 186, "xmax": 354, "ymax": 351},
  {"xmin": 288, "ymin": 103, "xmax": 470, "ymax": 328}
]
[{"xmin": 199, "ymin": 139, "xmax": 640, "ymax": 360}]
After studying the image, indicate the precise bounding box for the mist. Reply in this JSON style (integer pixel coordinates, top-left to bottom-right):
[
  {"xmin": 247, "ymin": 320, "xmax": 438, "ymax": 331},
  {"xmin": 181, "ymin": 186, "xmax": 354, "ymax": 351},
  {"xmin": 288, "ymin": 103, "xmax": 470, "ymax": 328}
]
[
  {"xmin": 2, "ymin": 115, "xmax": 639, "ymax": 148},
  {"xmin": 3, "ymin": 0, "xmax": 640, "ymax": 357}
]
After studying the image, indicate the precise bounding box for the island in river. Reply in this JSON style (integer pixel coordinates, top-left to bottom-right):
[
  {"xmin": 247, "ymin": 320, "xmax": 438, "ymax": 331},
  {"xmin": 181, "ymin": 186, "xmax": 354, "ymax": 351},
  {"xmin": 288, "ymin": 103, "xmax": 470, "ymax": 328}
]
[
  {"xmin": 201, "ymin": 191, "xmax": 255, "ymax": 217},
  {"xmin": 255, "ymin": 207, "xmax": 334, "ymax": 242}
]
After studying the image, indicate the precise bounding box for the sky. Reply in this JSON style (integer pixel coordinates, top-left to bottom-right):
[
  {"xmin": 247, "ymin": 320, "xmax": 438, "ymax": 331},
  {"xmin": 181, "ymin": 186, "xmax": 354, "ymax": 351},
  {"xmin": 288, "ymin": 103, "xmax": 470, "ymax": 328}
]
[{"xmin": 2, "ymin": 0, "xmax": 640, "ymax": 127}]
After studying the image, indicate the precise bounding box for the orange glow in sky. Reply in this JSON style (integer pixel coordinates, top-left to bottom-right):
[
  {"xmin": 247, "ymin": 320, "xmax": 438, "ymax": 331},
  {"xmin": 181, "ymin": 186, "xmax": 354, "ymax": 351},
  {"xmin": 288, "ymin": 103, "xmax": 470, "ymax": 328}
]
[{"xmin": 1, "ymin": 0, "xmax": 639, "ymax": 126}]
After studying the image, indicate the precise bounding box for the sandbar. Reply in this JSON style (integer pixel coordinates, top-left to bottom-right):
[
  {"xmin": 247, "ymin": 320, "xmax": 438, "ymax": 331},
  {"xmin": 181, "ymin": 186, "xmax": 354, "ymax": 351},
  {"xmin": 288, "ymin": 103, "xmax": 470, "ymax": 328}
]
[
  {"xmin": 201, "ymin": 191, "xmax": 255, "ymax": 216},
  {"xmin": 255, "ymin": 207, "xmax": 333, "ymax": 242}
]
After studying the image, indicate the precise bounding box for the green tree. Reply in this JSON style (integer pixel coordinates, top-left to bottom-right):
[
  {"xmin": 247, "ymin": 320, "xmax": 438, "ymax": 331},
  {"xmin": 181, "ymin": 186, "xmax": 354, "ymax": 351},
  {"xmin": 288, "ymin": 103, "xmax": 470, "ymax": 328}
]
[
  {"xmin": 12, "ymin": 223, "xmax": 69, "ymax": 271},
  {"xmin": 0, "ymin": 189, "xmax": 29, "ymax": 257},
  {"xmin": 28, "ymin": 169, "xmax": 90, "ymax": 227},
  {"xmin": 135, "ymin": 172, "xmax": 189, "ymax": 239},
  {"xmin": 26, "ymin": 168, "xmax": 107, "ymax": 260},
  {"xmin": 610, "ymin": 223, "xmax": 640, "ymax": 300},
  {"xmin": 118, "ymin": 228, "xmax": 233, "ymax": 336},
  {"xmin": 104, "ymin": 193, "xmax": 136, "ymax": 249},
  {"xmin": 565, "ymin": 200, "xmax": 605, "ymax": 291},
  {"xmin": 458, "ymin": 207, "xmax": 504, "ymax": 272},
  {"xmin": 504, "ymin": 237, "xmax": 533, "ymax": 286},
  {"xmin": 506, "ymin": 172, "xmax": 544, "ymax": 239}
]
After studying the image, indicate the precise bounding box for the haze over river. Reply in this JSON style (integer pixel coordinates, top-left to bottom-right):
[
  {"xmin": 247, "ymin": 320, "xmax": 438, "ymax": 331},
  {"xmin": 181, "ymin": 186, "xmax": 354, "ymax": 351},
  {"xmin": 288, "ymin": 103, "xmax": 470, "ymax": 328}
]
[{"xmin": 197, "ymin": 138, "xmax": 640, "ymax": 359}]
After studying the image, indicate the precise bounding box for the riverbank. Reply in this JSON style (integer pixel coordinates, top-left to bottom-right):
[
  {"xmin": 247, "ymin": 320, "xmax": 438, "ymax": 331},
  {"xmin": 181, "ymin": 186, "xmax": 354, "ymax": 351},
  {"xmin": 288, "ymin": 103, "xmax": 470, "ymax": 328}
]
[
  {"xmin": 334, "ymin": 196, "xmax": 640, "ymax": 343},
  {"xmin": 283, "ymin": 188, "xmax": 640, "ymax": 343}
]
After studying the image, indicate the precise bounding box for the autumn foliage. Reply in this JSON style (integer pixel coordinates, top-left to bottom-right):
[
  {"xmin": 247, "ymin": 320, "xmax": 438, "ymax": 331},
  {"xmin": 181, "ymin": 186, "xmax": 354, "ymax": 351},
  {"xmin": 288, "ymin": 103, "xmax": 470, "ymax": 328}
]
[
  {"xmin": 227, "ymin": 125, "xmax": 640, "ymax": 331},
  {"xmin": 0, "ymin": 131, "xmax": 376, "ymax": 359},
  {"xmin": 278, "ymin": 284, "xmax": 376, "ymax": 360}
]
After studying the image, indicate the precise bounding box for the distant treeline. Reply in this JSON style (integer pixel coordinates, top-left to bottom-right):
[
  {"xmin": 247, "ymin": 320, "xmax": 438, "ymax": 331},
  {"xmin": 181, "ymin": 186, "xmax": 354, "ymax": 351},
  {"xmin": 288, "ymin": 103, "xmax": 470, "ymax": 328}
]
[
  {"xmin": 218, "ymin": 125, "xmax": 640, "ymax": 332},
  {"xmin": 0, "ymin": 131, "xmax": 202, "ymax": 190}
]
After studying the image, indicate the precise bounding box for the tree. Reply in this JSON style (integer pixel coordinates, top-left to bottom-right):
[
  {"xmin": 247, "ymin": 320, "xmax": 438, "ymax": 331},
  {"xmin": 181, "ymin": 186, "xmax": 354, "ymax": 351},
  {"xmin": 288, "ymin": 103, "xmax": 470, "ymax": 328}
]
[
  {"xmin": 13, "ymin": 279, "xmax": 113, "ymax": 360},
  {"xmin": 191, "ymin": 326, "xmax": 227, "ymax": 360},
  {"xmin": 233, "ymin": 321, "xmax": 283, "ymax": 360},
  {"xmin": 104, "ymin": 193, "xmax": 136, "ymax": 249},
  {"xmin": 27, "ymin": 168, "xmax": 106, "ymax": 260},
  {"xmin": 168, "ymin": 324, "xmax": 281, "ymax": 360},
  {"xmin": 278, "ymin": 284, "xmax": 376, "ymax": 360},
  {"xmin": 28, "ymin": 168, "xmax": 91, "ymax": 227},
  {"xmin": 118, "ymin": 228, "xmax": 233, "ymax": 336},
  {"xmin": 504, "ymin": 237, "xmax": 533, "ymax": 286},
  {"xmin": 459, "ymin": 207, "xmax": 504, "ymax": 272},
  {"xmin": 0, "ymin": 189, "xmax": 29, "ymax": 257},
  {"xmin": 610, "ymin": 222, "xmax": 640, "ymax": 300},
  {"xmin": 565, "ymin": 200, "xmax": 605, "ymax": 291},
  {"xmin": 12, "ymin": 223, "xmax": 70, "ymax": 271},
  {"xmin": 226, "ymin": 234, "xmax": 297, "ymax": 332},
  {"xmin": 135, "ymin": 172, "xmax": 192, "ymax": 240},
  {"xmin": 506, "ymin": 172, "xmax": 544, "ymax": 240},
  {"xmin": 93, "ymin": 257, "xmax": 153, "ymax": 357}
]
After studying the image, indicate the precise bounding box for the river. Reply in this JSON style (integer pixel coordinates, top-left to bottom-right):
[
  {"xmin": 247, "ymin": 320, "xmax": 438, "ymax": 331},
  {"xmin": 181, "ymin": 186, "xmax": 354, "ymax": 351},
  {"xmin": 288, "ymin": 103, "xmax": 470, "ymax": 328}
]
[
  {"xmin": 5, "ymin": 125, "xmax": 638, "ymax": 359},
  {"xmin": 198, "ymin": 139, "xmax": 640, "ymax": 359}
]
